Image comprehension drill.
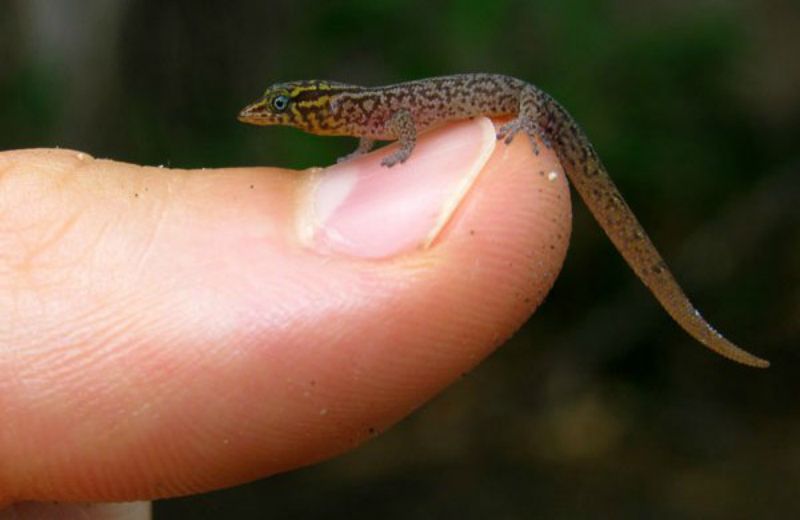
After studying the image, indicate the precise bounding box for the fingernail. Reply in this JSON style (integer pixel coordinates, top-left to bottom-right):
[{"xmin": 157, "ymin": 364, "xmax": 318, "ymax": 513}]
[{"xmin": 298, "ymin": 117, "xmax": 496, "ymax": 258}]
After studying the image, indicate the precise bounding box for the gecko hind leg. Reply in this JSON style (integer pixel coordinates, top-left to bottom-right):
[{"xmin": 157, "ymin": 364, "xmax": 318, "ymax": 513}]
[{"xmin": 496, "ymin": 85, "xmax": 553, "ymax": 156}]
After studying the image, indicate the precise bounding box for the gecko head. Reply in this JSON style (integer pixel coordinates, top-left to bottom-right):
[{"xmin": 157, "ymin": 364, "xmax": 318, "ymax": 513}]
[{"xmin": 238, "ymin": 80, "xmax": 344, "ymax": 134}]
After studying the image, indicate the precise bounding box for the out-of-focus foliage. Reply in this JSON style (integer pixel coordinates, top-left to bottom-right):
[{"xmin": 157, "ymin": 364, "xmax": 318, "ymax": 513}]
[{"xmin": 3, "ymin": 0, "xmax": 798, "ymax": 517}]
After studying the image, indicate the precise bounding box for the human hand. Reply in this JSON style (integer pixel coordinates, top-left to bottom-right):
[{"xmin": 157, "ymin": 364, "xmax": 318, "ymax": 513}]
[{"xmin": 0, "ymin": 118, "xmax": 570, "ymax": 515}]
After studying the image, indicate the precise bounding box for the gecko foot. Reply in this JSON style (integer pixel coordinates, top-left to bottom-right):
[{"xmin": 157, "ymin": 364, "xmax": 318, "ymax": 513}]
[
  {"xmin": 497, "ymin": 117, "xmax": 550, "ymax": 156},
  {"xmin": 381, "ymin": 148, "xmax": 412, "ymax": 167},
  {"xmin": 380, "ymin": 141, "xmax": 416, "ymax": 167}
]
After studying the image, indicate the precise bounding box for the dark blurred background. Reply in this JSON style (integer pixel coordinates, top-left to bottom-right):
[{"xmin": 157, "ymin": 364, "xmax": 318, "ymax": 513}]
[{"xmin": 3, "ymin": 0, "xmax": 799, "ymax": 517}]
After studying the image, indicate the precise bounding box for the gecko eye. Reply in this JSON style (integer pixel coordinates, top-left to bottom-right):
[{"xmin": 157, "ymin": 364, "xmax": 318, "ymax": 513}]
[{"xmin": 271, "ymin": 94, "xmax": 290, "ymax": 112}]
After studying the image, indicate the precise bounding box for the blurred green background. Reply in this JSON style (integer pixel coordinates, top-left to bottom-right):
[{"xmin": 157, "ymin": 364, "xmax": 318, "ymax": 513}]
[{"xmin": 3, "ymin": 0, "xmax": 799, "ymax": 517}]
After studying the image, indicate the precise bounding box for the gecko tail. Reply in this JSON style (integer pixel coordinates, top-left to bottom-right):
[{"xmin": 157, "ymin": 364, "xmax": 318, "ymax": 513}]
[
  {"xmin": 543, "ymin": 95, "xmax": 769, "ymax": 368},
  {"xmin": 665, "ymin": 297, "xmax": 770, "ymax": 368},
  {"xmin": 575, "ymin": 166, "xmax": 770, "ymax": 368},
  {"xmin": 582, "ymin": 174, "xmax": 770, "ymax": 368}
]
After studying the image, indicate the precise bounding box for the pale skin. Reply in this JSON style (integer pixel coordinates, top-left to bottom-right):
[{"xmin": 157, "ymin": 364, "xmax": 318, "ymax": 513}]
[{"xmin": 0, "ymin": 129, "xmax": 570, "ymax": 513}]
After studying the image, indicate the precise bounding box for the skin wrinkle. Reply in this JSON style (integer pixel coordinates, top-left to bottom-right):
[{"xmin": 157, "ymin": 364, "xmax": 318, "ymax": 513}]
[
  {"xmin": 0, "ymin": 221, "xmax": 96, "ymax": 389},
  {"xmin": 1, "ymin": 154, "xmax": 94, "ymax": 283},
  {"xmin": 129, "ymin": 202, "xmax": 167, "ymax": 277},
  {"xmin": 1, "ymin": 166, "xmax": 84, "ymax": 357},
  {"xmin": 1, "ymin": 156, "xmax": 173, "ymax": 387},
  {"xmin": 13, "ymin": 212, "xmax": 83, "ymax": 284}
]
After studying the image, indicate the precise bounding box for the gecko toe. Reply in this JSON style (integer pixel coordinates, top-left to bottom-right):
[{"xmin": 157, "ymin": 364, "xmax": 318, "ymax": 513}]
[
  {"xmin": 381, "ymin": 155, "xmax": 401, "ymax": 167},
  {"xmin": 381, "ymin": 148, "xmax": 412, "ymax": 168}
]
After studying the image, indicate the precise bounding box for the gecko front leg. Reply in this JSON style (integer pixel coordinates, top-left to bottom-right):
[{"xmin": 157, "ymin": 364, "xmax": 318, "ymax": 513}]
[{"xmin": 381, "ymin": 110, "xmax": 416, "ymax": 167}]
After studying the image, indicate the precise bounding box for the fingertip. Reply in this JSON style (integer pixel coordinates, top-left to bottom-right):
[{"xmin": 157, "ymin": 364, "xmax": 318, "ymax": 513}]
[{"xmin": 0, "ymin": 134, "xmax": 572, "ymax": 501}]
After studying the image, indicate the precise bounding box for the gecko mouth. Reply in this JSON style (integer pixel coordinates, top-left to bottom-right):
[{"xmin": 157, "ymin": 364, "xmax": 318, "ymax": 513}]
[{"xmin": 237, "ymin": 102, "xmax": 269, "ymax": 124}]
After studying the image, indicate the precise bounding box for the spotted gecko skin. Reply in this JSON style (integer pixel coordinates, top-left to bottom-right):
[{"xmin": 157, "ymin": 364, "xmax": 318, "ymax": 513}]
[{"xmin": 238, "ymin": 73, "xmax": 768, "ymax": 368}]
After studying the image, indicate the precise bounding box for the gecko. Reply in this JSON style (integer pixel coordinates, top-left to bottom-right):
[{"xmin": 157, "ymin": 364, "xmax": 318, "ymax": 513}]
[{"xmin": 237, "ymin": 73, "xmax": 768, "ymax": 368}]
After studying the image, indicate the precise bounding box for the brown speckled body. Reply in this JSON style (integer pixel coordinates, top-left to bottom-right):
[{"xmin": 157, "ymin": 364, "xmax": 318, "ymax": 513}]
[
  {"xmin": 239, "ymin": 73, "xmax": 768, "ymax": 368},
  {"xmin": 327, "ymin": 75, "xmax": 525, "ymax": 138}
]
